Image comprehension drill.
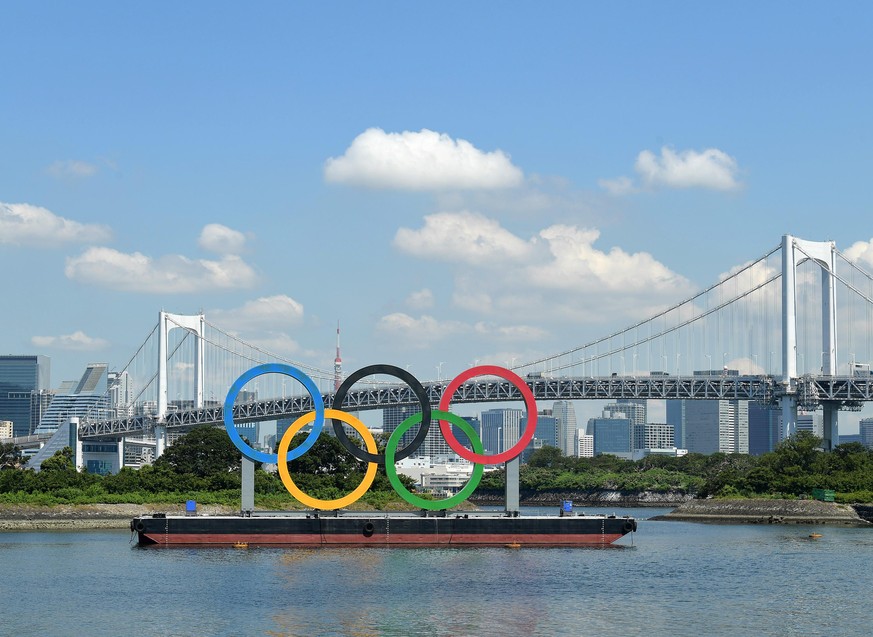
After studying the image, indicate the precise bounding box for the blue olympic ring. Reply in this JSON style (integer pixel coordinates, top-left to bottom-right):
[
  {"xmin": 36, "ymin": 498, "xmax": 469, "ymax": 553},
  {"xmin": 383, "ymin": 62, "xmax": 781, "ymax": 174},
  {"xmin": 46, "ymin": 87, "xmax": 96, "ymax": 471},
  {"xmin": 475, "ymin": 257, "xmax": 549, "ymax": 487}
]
[{"xmin": 223, "ymin": 363, "xmax": 325, "ymax": 464}]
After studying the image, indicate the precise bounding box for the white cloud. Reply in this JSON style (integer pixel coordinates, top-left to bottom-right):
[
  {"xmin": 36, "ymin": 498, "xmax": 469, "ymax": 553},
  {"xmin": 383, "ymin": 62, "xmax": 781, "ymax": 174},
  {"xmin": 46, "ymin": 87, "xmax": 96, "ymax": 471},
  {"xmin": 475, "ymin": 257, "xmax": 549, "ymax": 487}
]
[
  {"xmin": 207, "ymin": 296, "xmax": 305, "ymax": 359},
  {"xmin": 324, "ymin": 128, "xmax": 524, "ymax": 190},
  {"xmin": 600, "ymin": 146, "xmax": 742, "ymax": 194},
  {"xmin": 64, "ymin": 247, "xmax": 258, "ymax": 293},
  {"xmin": 635, "ymin": 146, "xmax": 740, "ymax": 190},
  {"xmin": 209, "ymin": 295, "xmax": 304, "ymax": 331},
  {"xmin": 406, "ymin": 288, "xmax": 435, "ymax": 310},
  {"xmin": 528, "ymin": 225, "xmax": 691, "ymax": 293},
  {"xmin": 0, "ymin": 202, "xmax": 112, "ymax": 246},
  {"xmin": 597, "ymin": 176, "xmax": 637, "ymax": 195},
  {"xmin": 376, "ymin": 313, "xmax": 469, "ymax": 348},
  {"xmin": 375, "ymin": 312, "xmax": 549, "ymax": 355},
  {"xmin": 394, "ymin": 211, "xmax": 533, "ymax": 266},
  {"xmin": 31, "ymin": 330, "xmax": 109, "ymax": 351},
  {"xmin": 198, "ymin": 223, "xmax": 248, "ymax": 254},
  {"xmin": 392, "ymin": 212, "xmax": 694, "ymax": 330},
  {"xmin": 843, "ymin": 238, "xmax": 873, "ymax": 267},
  {"xmin": 473, "ymin": 322, "xmax": 548, "ymax": 341},
  {"xmin": 46, "ymin": 160, "xmax": 99, "ymax": 178}
]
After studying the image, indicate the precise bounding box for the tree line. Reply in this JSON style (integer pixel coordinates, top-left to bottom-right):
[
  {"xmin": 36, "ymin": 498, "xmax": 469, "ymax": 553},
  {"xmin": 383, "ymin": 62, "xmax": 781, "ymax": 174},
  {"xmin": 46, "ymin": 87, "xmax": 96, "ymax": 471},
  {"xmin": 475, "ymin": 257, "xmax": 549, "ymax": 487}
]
[
  {"xmin": 479, "ymin": 431, "xmax": 873, "ymax": 503},
  {"xmin": 1, "ymin": 428, "xmax": 872, "ymax": 507}
]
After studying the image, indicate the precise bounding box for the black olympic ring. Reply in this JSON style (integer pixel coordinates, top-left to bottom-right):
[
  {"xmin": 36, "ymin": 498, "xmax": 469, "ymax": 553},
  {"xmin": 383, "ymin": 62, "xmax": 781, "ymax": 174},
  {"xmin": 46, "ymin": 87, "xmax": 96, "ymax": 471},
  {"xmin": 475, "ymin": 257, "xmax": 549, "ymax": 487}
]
[{"xmin": 331, "ymin": 363, "xmax": 432, "ymax": 464}]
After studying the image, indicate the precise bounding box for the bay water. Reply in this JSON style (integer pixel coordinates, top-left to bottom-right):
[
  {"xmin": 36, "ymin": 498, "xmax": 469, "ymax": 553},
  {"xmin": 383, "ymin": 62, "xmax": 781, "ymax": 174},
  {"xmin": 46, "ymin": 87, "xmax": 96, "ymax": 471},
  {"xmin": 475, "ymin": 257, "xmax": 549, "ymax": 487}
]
[{"xmin": 2, "ymin": 507, "xmax": 872, "ymax": 636}]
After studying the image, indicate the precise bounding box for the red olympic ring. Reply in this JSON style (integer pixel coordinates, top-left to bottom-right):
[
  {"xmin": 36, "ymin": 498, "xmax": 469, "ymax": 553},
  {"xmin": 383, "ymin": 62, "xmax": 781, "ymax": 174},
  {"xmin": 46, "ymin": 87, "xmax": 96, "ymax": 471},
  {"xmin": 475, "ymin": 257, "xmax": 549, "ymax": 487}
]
[{"xmin": 438, "ymin": 365, "xmax": 538, "ymax": 464}]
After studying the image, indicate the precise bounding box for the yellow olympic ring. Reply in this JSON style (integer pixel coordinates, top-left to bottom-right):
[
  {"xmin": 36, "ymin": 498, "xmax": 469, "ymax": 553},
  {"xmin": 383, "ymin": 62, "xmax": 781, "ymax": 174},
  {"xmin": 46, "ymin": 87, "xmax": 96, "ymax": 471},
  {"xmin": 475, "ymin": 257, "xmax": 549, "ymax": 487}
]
[{"xmin": 277, "ymin": 408, "xmax": 379, "ymax": 510}]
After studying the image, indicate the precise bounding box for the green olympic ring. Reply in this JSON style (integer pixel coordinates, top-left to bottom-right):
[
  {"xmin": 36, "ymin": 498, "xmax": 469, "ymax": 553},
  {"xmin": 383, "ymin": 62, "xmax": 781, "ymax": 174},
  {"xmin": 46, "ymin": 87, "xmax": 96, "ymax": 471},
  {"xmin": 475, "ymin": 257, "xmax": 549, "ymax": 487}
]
[{"xmin": 384, "ymin": 409, "xmax": 485, "ymax": 510}]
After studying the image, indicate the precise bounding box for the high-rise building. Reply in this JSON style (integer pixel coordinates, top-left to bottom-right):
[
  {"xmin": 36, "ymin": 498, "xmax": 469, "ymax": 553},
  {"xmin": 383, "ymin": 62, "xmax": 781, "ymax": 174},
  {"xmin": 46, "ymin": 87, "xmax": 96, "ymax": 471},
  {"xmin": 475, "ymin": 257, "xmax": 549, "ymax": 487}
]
[
  {"xmin": 666, "ymin": 369, "xmax": 749, "ymax": 455},
  {"xmin": 634, "ymin": 423, "xmax": 675, "ymax": 449},
  {"xmin": 522, "ymin": 409, "xmax": 557, "ymax": 461},
  {"xmin": 680, "ymin": 399, "xmax": 749, "ymax": 454},
  {"xmin": 0, "ymin": 420, "xmax": 13, "ymax": 439},
  {"xmin": 29, "ymin": 363, "xmax": 114, "ymax": 471},
  {"xmin": 382, "ymin": 405, "xmax": 475, "ymax": 458},
  {"xmin": 858, "ymin": 418, "xmax": 873, "ymax": 449},
  {"xmin": 589, "ymin": 410, "xmax": 633, "ymax": 458},
  {"xmin": 0, "ymin": 355, "xmax": 50, "ymax": 437},
  {"xmin": 33, "ymin": 363, "xmax": 109, "ymax": 435},
  {"xmin": 748, "ymin": 403, "xmax": 780, "ymax": 455},
  {"xmin": 481, "ymin": 408, "xmax": 523, "ymax": 458},
  {"xmin": 553, "ymin": 401, "xmax": 578, "ymax": 456},
  {"xmin": 614, "ymin": 399, "xmax": 647, "ymax": 426},
  {"xmin": 576, "ymin": 431, "xmax": 594, "ymax": 458},
  {"xmin": 796, "ymin": 412, "xmax": 823, "ymax": 438},
  {"xmin": 522, "ymin": 409, "xmax": 557, "ymax": 447}
]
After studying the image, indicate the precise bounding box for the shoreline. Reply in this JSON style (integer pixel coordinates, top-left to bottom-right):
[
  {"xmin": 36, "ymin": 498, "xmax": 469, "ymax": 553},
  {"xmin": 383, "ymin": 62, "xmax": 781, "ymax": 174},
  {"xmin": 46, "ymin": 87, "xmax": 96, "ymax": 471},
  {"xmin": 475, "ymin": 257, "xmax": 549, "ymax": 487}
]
[
  {"xmin": 0, "ymin": 503, "xmax": 237, "ymax": 531},
  {"xmin": 651, "ymin": 498, "xmax": 872, "ymax": 526}
]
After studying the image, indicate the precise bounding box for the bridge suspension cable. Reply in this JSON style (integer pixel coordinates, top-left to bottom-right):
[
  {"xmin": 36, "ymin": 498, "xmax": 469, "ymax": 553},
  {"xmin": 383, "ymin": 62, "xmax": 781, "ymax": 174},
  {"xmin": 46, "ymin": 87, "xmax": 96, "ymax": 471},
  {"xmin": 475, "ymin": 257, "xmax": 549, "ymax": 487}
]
[{"xmin": 516, "ymin": 243, "xmax": 782, "ymax": 375}]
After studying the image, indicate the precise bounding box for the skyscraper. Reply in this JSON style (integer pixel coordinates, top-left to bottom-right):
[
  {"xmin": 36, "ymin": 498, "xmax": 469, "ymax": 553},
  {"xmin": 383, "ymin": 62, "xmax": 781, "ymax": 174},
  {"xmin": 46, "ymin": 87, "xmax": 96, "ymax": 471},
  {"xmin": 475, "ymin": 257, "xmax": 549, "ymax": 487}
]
[
  {"xmin": 615, "ymin": 399, "xmax": 647, "ymax": 426},
  {"xmin": 480, "ymin": 408, "xmax": 523, "ymax": 458},
  {"xmin": 382, "ymin": 405, "xmax": 472, "ymax": 458},
  {"xmin": 748, "ymin": 403, "xmax": 780, "ymax": 455},
  {"xmin": 589, "ymin": 411, "xmax": 633, "ymax": 458},
  {"xmin": 553, "ymin": 401, "xmax": 578, "ymax": 456},
  {"xmin": 0, "ymin": 355, "xmax": 50, "ymax": 437},
  {"xmin": 860, "ymin": 418, "xmax": 873, "ymax": 450},
  {"xmin": 666, "ymin": 370, "xmax": 749, "ymax": 455}
]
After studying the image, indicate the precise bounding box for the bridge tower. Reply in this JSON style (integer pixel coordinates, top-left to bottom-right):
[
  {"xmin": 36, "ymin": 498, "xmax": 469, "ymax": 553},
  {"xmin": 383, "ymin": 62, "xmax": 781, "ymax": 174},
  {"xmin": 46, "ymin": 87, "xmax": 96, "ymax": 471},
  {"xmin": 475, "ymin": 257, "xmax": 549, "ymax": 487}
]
[
  {"xmin": 781, "ymin": 235, "xmax": 838, "ymax": 449},
  {"xmin": 156, "ymin": 311, "xmax": 205, "ymax": 457}
]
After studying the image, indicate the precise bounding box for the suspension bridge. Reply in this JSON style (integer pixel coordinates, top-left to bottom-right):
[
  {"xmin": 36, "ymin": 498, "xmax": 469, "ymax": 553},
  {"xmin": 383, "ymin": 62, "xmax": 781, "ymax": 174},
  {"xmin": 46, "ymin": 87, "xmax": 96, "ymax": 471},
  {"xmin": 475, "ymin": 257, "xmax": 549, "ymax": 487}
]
[{"xmin": 50, "ymin": 235, "xmax": 873, "ymax": 468}]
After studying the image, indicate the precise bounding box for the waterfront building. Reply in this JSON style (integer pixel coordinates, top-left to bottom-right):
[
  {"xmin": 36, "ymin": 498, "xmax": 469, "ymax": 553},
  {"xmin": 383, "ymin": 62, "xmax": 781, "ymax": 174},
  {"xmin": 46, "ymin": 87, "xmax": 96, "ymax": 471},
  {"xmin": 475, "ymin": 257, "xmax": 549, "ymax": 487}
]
[
  {"xmin": 666, "ymin": 369, "xmax": 749, "ymax": 455},
  {"xmin": 553, "ymin": 401, "xmax": 578, "ymax": 456},
  {"xmin": 236, "ymin": 423, "xmax": 259, "ymax": 447},
  {"xmin": 29, "ymin": 364, "xmax": 116, "ymax": 471},
  {"xmin": 33, "ymin": 363, "xmax": 110, "ymax": 436},
  {"xmin": 610, "ymin": 399, "xmax": 647, "ymax": 426},
  {"xmin": 796, "ymin": 412, "xmax": 823, "ymax": 439},
  {"xmin": 634, "ymin": 423, "xmax": 675, "ymax": 450},
  {"xmin": 481, "ymin": 408, "xmax": 523, "ymax": 458},
  {"xmin": 383, "ymin": 406, "xmax": 477, "ymax": 458},
  {"xmin": 521, "ymin": 408, "xmax": 557, "ymax": 460},
  {"xmin": 631, "ymin": 447, "xmax": 688, "ymax": 461},
  {"xmin": 0, "ymin": 355, "xmax": 50, "ymax": 437},
  {"xmin": 748, "ymin": 403, "xmax": 780, "ymax": 455},
  {"xmin": 576, "ymin": 431, "xmax": 594, "ymax": 458},
  {"xmin": 589, "ymin": 410, "xmax": 633, "ymax": 458},
  {"xmin": 859, "ymin": 418, "xmax": 873, "ymax": 449}
]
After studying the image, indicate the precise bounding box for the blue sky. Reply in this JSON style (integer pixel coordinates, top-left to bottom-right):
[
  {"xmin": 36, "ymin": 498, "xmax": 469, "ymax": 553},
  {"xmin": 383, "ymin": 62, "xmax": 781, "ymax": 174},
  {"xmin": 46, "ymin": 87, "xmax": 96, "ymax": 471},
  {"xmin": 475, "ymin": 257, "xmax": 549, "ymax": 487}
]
[{"xmin": 3, "ymin": 3, "xmax": 873, "ymax": 431}]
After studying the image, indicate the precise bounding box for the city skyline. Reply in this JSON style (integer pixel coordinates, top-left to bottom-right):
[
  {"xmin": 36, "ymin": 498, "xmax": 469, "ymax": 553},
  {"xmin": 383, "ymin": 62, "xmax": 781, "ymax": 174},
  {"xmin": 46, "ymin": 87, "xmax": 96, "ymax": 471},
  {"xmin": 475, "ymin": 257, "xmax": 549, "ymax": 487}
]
[{"xmin": 4, "ymin": 5, "xmax": 873, "ymax": 434}]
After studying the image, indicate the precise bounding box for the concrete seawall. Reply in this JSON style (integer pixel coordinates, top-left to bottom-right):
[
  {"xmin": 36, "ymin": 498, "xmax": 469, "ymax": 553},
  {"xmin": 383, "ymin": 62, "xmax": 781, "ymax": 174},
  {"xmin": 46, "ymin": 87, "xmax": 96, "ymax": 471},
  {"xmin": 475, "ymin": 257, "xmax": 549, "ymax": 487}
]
[
  {"xmin": 651, "ymin": 499, "xmax": 871, "ymax": 526},
  {"xmin": 0, "ymin": 503, "xmax": 235, "ymax": 531}
]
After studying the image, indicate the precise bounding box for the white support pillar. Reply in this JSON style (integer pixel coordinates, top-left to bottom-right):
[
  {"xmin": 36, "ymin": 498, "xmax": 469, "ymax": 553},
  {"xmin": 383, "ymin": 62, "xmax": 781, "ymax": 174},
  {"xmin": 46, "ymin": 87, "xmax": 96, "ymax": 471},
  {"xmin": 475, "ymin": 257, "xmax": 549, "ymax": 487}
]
[
  {"xmin": 116, "ymin": 436, "xmax": 125, "ymax": 473},
  {"xmin": 505, "ymin": 456, "xmax": 520, "ymax": 513},
  {"xmin": 822, "ymin": 405, "xmax": 838, "ymax": 451},
  {"xmin": 241, "ymin": 456, "xmax": 255, "ymax": 513},
  {"xmin": 155, "ymin": 425, "xmax": 167, "ymax": 459},
  {"xmin": 781, "ymin": 235, "xmax": 839, "ymax": 445},
  {"xmin": 156, "ymin": 311, "xmax": 205, "ymax": 458},
  {"xmin": 781, "ymin": 235, "xmax": 798, "ymax": 440},
  {"xmin": 71, "ymin": 417, "xmax": 85, "ymax": 472}
]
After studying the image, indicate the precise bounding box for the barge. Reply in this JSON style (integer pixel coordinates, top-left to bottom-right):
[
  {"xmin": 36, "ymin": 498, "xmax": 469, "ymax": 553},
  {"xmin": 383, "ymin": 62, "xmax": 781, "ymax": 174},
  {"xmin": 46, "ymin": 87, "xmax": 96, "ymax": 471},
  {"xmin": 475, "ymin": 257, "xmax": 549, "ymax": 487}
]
[{"xmin": 131, "ymin": 509, "xmax": 637, "ymax": 547}]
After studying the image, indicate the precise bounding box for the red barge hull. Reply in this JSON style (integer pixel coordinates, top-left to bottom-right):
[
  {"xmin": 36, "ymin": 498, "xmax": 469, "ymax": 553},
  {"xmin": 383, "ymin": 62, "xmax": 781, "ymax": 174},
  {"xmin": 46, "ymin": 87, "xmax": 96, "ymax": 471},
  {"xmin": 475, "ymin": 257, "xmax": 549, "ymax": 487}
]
[{"xmin": 132, "ymin": 512, "xmax": 636, "ymax": 547}]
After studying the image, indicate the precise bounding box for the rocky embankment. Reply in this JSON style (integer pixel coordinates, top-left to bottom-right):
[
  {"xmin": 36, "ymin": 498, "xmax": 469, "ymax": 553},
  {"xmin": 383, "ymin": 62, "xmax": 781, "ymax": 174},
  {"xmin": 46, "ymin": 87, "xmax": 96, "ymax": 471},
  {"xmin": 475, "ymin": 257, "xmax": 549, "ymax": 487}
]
[
  {"xmin": 651, "ymin": 498, "xmax": 871, "ymax": 526},
  {"xmin": 0, "ymin": 503, "xmax": 236, "ymax": 531}
]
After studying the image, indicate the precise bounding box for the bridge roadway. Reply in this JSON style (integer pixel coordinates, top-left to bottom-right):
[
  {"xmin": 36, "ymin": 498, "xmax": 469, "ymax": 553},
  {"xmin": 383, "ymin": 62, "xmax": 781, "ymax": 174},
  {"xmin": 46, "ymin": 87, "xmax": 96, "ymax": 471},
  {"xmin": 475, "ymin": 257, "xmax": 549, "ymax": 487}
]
[{"xmin": 78, "ymin": 374, "xmax": 873, "ymax": 440}]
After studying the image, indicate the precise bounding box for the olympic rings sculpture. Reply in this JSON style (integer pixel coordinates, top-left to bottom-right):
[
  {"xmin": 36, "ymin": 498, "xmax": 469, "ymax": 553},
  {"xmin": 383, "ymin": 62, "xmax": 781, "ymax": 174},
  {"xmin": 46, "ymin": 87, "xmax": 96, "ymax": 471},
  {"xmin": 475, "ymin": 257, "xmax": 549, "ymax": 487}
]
[{"xmin": 223, "ymin": 363, "xmax": 537, "ymax": 510}]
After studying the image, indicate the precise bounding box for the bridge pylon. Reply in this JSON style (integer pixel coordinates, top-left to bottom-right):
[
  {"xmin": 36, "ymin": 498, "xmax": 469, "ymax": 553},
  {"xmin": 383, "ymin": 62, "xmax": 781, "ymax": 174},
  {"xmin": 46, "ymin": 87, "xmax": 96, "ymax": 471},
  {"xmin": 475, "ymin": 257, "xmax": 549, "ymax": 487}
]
[
  {"xmin": 156, "ymin": 311, "xmax": 205, "ymax": 457},
  {"xmin": 781, "ymin": 235, "xmax": 838, "ymax": 448}
]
